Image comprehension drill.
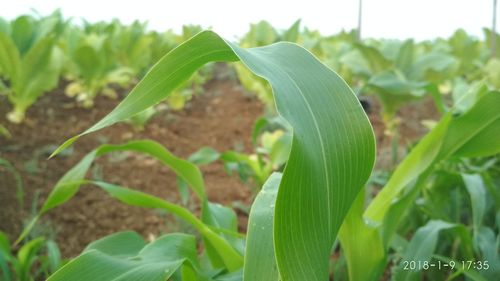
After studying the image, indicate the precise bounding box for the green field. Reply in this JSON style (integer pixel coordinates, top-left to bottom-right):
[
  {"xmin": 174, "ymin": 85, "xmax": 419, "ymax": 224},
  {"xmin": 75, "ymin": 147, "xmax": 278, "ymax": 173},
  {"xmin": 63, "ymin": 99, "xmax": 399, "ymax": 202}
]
[{"xmin": 0, "ymin": 11, "xmax": 499, "ymax": 281}]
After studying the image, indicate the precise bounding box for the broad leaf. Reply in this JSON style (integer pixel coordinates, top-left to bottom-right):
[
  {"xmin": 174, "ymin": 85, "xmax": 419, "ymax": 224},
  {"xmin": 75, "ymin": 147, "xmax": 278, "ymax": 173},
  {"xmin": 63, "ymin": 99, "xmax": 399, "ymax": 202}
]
[
  {"xmin": 244, "ymin": 173, "xmax": 281, "ymax": 281},
  {"xmin": 48, "ymin": 232, "xmax": 198, "ymax": 281},
  {"xmin": 49, "ymin": 31, "xmax": 375, "ymax": 279}
]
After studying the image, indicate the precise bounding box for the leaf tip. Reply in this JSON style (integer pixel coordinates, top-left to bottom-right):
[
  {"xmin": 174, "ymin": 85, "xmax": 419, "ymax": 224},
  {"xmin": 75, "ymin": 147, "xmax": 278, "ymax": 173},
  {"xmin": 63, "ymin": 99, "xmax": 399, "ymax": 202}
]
[{"xmin": 49, "ymin": 136, "xmax": 79, "ymax": 159}]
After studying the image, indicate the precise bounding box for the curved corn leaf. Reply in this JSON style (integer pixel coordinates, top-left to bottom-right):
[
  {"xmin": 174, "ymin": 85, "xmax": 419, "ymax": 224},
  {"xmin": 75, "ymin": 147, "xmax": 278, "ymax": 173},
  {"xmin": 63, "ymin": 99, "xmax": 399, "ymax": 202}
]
[
  {"xmin": 366, "ymin": 91, "xmax": 500, "ymax": 222},
  {"xmin": 94, "ymin": 181, "xmax": 243, "ymax": 271},
  {"xmin": 462, "ymin": 174, "xmax": 487, "ymax": 232},
  {"xmin": 244, "ymin": 173, "xmax": 281, "ymax": 281},
  {"xmin": 42, "ymin": 139, "xmax": 205, "ymax": 214},
  {"xmin": 339, "ymin": 190, "xmax": 385, "ymax": 281},
  {"xmin": 341, "ymin": 91, "xmax": 500, "ymax": 281},
  {"xmin": 18, "ymin": 139, "xmax": 243, "ymax": 270},
  {"xmin": 84, "ymin": 231, "xmax": 146, "ymax": 257},
  {"xmin": 393, "ymin": 220, "xmax": 473, "ymax": 281},
  {"xmin": 49, "ymin": 30, "xmax": 375, "ymax": 279},
  {"xmin": 48, "ymin": 232, "xmax": 198, "ymax": 281}
]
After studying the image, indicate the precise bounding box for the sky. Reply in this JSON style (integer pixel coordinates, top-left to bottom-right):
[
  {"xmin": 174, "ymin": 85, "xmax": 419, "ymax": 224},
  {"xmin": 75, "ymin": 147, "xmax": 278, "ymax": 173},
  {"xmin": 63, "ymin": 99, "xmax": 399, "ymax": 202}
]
[{"xmin": 2, "ymin": 0, "xmax": 498, "ymax": 41}]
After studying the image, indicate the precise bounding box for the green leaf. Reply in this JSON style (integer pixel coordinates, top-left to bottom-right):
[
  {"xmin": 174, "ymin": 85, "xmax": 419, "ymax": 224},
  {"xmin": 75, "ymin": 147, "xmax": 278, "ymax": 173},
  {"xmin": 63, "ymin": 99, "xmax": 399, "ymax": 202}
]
[
  {"xmin": 188, "ymin": 147, "xmax": 220, "ymax": 165},
  {"xmin": 93, "ymin": 182, "xmax": 242, "ymax": 271},
  {"xmin": 28, "ymin": 139, "xmax": 245, "ymax": 271},
  {"xmin": 16, "ymin": 237, "xmax": 45, "ymax": 281},
  {"xmin": 11, "ymin": 16, "xmax": 34, "ymax": 55},
  {"xmin": 462, "ymin": 174, "xmax": 486, "ymax": 232},
  {"xmin": 395, "ymin": 40, "xmax": 414, "ymax": 74},
  {"xmin": 48, "ymin": 233, "xmax": 197, "ymax": 281},
  {"xmin": 73, "ymin": 45, "xmax": 101, "ymax": 80},
  {"xmin": 201, "ymin": 201, "xmax": 245, "ymax": 259},
  {"xmin": 408, "ymin": 52, "xmax": 456, "ymax": 81},
  {"xmin": 0, "ymin": 231, "xmax": 12, "ymax": 281},
  {"xmin": 16, "ymin": 36, "xmax": 59, "ymax": 106},
  {"xmin": 43, "ymin": 140, "xmax": 206, "ymax": 213},
  {"xmin": 49, "ymin": 30, "xmax": 375, "ymax": 279},
  {"xmin": 244, "ymin": 173, "xmax": 281, "ymax": 281},
  {"xmin": 366, "ymin": 91, "xmax": 500, "ymax": 222},
  {"xmin": 281, "ymin": 19, "xmax": 301, "ymax": 42},
  {"xmin": 46, "ymin": 240, "xmax": 61, "ymax": 274},
  {"xmin": 351, "ymin": 91, "xmax": 500, "ymax": 281},
  {"xmin": 84, "ymin": 231, "xmax": 146, "ymax": 257},
  {"xmin": 339, "ymin": 190, "xmax": 386, "ymax": 281},
  {"xmin": 19, "ymin": 140, "xmax": 206, "ymax": 243},
  {"xmin": 475, "ymin": 227, "xmax": 500, "ymax": 279},
  {"xmin": 393, "ymin": 220, "xmax": 472, "ymax": 281},
  {"xmin": 355, "ymin": 43, "xmax": 392, "ymax": 74},
  {"xmin": 0, "ymin": 31, "xmax": 21, "ymax": 81}
]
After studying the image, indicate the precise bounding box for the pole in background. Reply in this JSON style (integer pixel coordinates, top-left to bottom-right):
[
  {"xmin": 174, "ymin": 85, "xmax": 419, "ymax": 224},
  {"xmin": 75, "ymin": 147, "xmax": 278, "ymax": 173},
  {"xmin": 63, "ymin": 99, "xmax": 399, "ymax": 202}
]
[
  {"xmin": 357, "ymin": 0, "xmax": 363, "ymax": 41},
  {"xmin": 493, "ymin": 0, "xmax": 498, "ymax": 57}
]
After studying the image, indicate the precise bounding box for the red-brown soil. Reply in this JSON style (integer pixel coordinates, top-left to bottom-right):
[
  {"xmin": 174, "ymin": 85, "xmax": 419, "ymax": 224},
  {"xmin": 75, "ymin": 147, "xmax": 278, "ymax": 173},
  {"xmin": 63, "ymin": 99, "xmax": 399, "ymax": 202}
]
[
  {"xmin": 0, "ymin": 75, "xmax": 261, "ymax": 257},
  {"xmin": 0, "ymin": 72, "xmax": 439, "ymax": 258}
]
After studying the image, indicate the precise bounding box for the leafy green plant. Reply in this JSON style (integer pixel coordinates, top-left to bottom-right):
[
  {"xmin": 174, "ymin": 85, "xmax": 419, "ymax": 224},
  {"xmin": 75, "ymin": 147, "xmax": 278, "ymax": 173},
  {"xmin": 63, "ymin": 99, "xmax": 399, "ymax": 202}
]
[
  {"xmin": 188, "ymin": 116, "xmax": 292, "ymax": 190},
  {"xmin": 10, "ymin": 24, "xmax": 498, "ymax": 281},
  {"xmin": 342, "ymin": 39, "xmax": 457, "ymax": 121},
  {"xmin": 0, "ymin": 13, "xmax": 63, "ymax": 123},
  {"xmin": 338, "ymin": 87, "xmax": 500, "ymax": 280},
  {"xmin": 219, "ymin": 116, "xmax": 291, "ymax": 188},
  {"xmin": 0, "ymin": 157, "xmax": 24, "ymax": 209},
  {"xmin": 22, "ymin": 30, "xmax": 374, "ymax": 280},
  {"xmin": 0, "ymin": 124, "xmax": 10, "ymax": 138},
  {"xmin": 234, "ymin": 20, "xmax": 301, "ymax": 108},
  {"xmin": 124, "ymin": 106, "xmax": 158, "ymax": 131},
  {"xmin": 62, "ymin": 26, "xmax": 133, "ymax": 107},
  {"xmin": 0, "ymin": 230, "xmax": 61, "ymax": 281},
  {"xmin": 108, "ymin": 20, "xmax": 154, "ymax": 78}
]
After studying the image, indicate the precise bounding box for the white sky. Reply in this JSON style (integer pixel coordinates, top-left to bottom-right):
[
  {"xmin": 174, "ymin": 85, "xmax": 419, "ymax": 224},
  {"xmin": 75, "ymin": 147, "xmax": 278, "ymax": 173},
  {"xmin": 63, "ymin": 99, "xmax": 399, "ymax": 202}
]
[{"xmin": 2, "ymin": 0, "xmax": 498, "ymax": 41}]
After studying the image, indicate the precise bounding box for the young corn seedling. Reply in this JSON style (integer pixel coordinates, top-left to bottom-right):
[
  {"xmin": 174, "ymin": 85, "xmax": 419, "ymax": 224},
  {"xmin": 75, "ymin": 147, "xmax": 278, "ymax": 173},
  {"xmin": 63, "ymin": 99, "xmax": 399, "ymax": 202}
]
[
  {"xmin": 0, "ymin": 14, "xmax": 63, "ymax": 123},
  {"xmin": 338, "ymin": 84, "xmax": 500, "ymax": 280},
  {"xmin": 219, "ymin": 116, "xmax": 292, "ymax": 188},
  {"xmin": 186, "ymin": 116, "xmax": 292, "ymax": 191},
  {"xmin": 0, "ymin": 231, "xmax": 61, "ymax": 281},
  {"xmin": 21, "ymin": 30, "xmax": 375, "ymax": 280}
]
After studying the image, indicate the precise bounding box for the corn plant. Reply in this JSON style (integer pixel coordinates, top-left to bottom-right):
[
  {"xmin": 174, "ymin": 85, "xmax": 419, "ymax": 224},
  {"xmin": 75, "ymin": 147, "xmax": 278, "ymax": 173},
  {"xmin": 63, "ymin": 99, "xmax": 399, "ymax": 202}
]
[
  {"xmin": 338, "ymin": 84, "xmax": 500, "ymax": 280},
  {"xmin": 391, "ymin": 157, "xmax": 500, "ymax": 280},
  {"xmin": 18, "ymin": 30, "xmax": 374, "ymax": 280},
  {"xmin": 147, "ymin": 25, "xmax": 214, "ymax": 111},
  {"xmin": 17, "ymin": 30, "xmax": 500, "ymax": 280},
  {"xmin": 219, "ymin": 116, "xmax": 292, "ymax": 188},
  {"xmin": 0, "ymin": 13, "xmax": 63, "ymax": 123},
  {"xmin": 0, "ymin": 231, "xmax": 61, "ymax": 281}
]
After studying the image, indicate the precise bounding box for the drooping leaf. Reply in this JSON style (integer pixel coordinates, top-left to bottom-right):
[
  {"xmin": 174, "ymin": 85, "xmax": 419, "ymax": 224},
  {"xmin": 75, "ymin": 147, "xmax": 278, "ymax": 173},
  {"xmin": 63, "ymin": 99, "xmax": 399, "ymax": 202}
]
[
  {"xmin": 366, "ymin": 91, "xmax": 500, "ymax": 222},
  {"xmin": 84, "ymin": 231, "xmax": 146, "ymax": 257},
  {"xmin": 48, "ymin": 31, "xmax": 375, "ymax": 279},
  {"xmin": 393, "ymin": 220, "xmax": 473, "ymax": 281},
  {"xmin": 244, "ymin": 173, "xmax": 281, "ymax": 281},
  {"xmin": 93, "ymin": 181, "xmax": 243, "ymax": 271},
  {"xmin": 462, "ymin": 174, "xmax": 487, "ymax": 232},
  {"xmin": 339, "ymin": 190, "xmax": 386, "ymax": 281},
  {"xmin": 188, "ymin": 147, "xmax": 220, "ymax": 165},
  {"xmin": 48, "ymin": 233, "xmax": 198, "ymax": 281}
]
